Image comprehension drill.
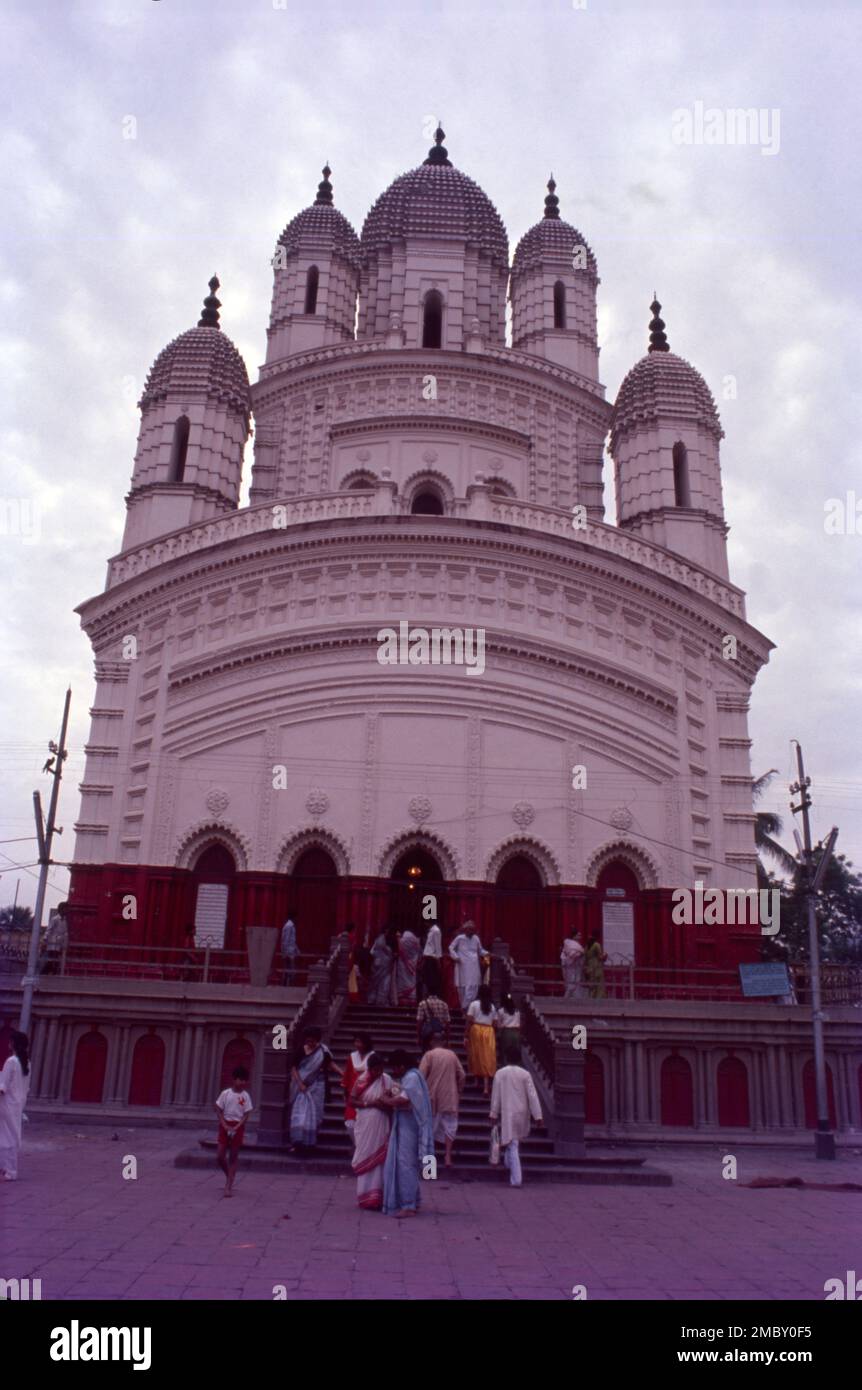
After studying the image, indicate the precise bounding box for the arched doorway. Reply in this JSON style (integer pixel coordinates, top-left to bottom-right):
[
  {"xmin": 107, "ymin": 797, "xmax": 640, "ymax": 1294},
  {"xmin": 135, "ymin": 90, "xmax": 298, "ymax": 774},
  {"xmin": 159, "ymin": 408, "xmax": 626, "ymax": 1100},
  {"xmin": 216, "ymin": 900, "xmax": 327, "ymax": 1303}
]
[
  {"xmin": 495, "ymin": 854, "xmax": 543, "ymax": 963},
  {"xmin": 660, "ymin": 1053, "xmax": 694, "ymax": 1127},
  {"xmin": 388, "ymin": 847, "xmax": 445, "ymax": 935},
  {"xmin": 70, "ymin": 1030, "xmax": 108, "ymax": 1103},
  {"xmin": 717, "ymin": 1055, "xmax": 750, "ymax": 1127},
  {"xmin": 290, "ymin": 847, "xmax": 338, "ymax": 956},
  {"xmin": 596, "ymin": 861, "xmax": 640, "ymax": 966},
  {"xmin": 128, "ymin": 1032, "xmax": 165, "ymax": 1107},
  {"xmin": 192, "ymin": 844, "xmax": 236, "ymax": 949}
]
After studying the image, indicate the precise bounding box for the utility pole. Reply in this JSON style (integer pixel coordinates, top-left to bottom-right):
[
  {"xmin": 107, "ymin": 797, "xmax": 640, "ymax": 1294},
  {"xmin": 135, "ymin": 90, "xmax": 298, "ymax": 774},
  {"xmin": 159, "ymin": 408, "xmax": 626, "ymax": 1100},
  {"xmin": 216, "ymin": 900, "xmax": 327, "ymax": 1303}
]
[
  {"xmin": 19, "ymin": 688, "xmax": 71, "ymax": 1036},
  {"xmin": 790, "ymin": 741, "xmax": 838, "ymax": 1160}
]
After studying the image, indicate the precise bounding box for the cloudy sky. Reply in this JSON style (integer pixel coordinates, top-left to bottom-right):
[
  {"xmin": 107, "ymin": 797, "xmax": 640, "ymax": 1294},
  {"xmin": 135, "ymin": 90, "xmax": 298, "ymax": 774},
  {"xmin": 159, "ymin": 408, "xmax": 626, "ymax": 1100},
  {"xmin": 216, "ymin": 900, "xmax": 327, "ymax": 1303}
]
[{"xmin": 1, "ymin": 0, "xmax": 859, "ymax": 914}]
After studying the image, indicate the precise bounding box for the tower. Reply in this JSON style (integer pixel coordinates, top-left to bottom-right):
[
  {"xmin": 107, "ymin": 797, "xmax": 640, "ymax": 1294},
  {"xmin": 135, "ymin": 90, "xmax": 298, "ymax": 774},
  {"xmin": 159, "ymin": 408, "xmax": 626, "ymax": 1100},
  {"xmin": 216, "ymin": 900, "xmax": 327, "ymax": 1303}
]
[
  {"xmin": 265, "ymin": 165, "xmax": 361, "ymax": 366},
  {"xmin": 358, "ymin": 126, "xmax": 509, "ymax": 349},
  {"xmin": 610, "ymin": 298, "xmax": 728, "ymax": 578},
  {"xmin": 122, "ymin": 278, "xmax": 251, "ymax": 551},
  {"xmin": 510, "ymin": 177, "xmax": 600, "ymax": 381}
]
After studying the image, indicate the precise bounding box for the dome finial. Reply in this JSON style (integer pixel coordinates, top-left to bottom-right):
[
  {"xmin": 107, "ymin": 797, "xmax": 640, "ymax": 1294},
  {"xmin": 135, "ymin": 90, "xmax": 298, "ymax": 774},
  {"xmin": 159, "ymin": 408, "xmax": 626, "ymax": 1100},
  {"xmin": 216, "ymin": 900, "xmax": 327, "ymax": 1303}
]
[
  {"xmin": 648, "ymin": 294, "xmax": 669, "ymax": 353},
  {"xmin": 424, "ymin": 123, "xmax": 452, "ymax": 167},
  {"xmin": 544, "ymin": 173, "xmax": 560, "ymax": 219},
  {"xmin": 315, "ymin": 163, "xmax": 334, "ymax": 206},
  {"xmin": 197, "ymin": 274, "xmax": 221, "ymax": 329}
]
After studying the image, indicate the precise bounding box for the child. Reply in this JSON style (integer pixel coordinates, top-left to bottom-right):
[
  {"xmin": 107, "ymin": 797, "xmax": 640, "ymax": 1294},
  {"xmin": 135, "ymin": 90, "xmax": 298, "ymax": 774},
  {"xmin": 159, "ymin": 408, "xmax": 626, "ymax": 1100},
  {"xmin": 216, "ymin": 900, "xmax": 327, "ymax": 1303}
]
[{"xmin": 214, "ymin": 1066, "xmax": 253, "ymax": 1197}]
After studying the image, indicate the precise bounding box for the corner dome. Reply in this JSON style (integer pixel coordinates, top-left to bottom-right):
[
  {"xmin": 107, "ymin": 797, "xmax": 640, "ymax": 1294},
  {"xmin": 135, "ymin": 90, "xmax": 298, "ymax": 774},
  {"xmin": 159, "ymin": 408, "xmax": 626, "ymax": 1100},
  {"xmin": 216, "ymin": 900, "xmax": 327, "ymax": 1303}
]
[
  {"xmin": 512, "ymin": 177, "xmax": 597, "ymax": 276},
  {"xmin": 277, "ymin": 165, "xmax": 361, "ymax": 270},
  {"xmin": 361, "ymin": 127, "xmax": 509, "ymax": 269},
  {"xmin": 140, "ymin": 277, "xmax": 251, "ymax": 420},
  {"xmin": 610, "ymin": 299, "xmax": 723, "ymax": 452}
]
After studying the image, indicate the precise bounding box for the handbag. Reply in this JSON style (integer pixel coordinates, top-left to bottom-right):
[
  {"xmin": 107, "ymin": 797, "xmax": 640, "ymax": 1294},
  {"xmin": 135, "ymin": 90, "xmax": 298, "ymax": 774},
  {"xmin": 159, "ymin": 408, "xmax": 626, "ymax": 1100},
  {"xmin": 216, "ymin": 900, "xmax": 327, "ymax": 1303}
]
[{"xmin": 489, "ymin": 1123, "xmax": 501, "ymax": 1166}]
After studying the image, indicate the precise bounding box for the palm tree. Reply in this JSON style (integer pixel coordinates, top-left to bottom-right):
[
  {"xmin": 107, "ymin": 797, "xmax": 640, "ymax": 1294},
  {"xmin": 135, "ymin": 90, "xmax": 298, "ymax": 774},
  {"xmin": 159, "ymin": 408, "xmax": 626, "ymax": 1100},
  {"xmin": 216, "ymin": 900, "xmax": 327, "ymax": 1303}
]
[{"xmin": 752, "ymin": 771, "xmax": 797, "ymax": 887}]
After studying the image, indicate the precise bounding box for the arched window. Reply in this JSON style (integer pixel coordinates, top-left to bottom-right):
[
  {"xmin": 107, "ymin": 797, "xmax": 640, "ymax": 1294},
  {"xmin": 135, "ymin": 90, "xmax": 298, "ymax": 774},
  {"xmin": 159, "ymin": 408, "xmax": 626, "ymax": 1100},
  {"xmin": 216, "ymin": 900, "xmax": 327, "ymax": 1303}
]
[
  {"xmin": 422, "ymin": 290, "xmax": 443, "ymax": 349},
  {"xmin": 304, "ymin": 265, "xmax": 319, "ymax": 315},
  {"xmin": 411, "ymin": 489, "xmax": 444, "ymax": 515},
  {"xmin": 128, "ymin": 1033, "xmax": 166, "ymax": 1107},
  {"xmin": 553, "ymin": 280, "xmax": 567, "ymax": 330},
  {"xmin": 167, "ymin": 415, "xmax": 190, "ymax": 483},
  {"xmin": 673, "ymin": 442, "xmax": 691, "ymax": 507}
]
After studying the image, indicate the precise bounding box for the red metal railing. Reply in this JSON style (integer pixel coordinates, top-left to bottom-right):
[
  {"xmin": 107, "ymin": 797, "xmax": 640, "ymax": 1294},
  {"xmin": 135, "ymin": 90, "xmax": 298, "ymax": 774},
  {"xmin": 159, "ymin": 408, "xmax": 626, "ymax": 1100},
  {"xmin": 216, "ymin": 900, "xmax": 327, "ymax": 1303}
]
[{"xmin": 503, "ymin": 960, "xmax": 862, "ymax": 1006}]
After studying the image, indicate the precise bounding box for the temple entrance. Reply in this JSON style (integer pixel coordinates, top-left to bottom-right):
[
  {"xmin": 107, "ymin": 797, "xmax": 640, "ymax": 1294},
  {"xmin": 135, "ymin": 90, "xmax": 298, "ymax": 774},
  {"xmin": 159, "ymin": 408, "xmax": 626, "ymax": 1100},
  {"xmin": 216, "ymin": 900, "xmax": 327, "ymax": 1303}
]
[
  {"xmin": 494, "ymin": 854, "xmax": 543, "ymax": 965},
  {"xmin": 388, "ymin": 847, "xmax": 445, "ymax": 934},
  {"xmin": 290, "ymin": 847, "xmax": 338, "ymax": 955}
]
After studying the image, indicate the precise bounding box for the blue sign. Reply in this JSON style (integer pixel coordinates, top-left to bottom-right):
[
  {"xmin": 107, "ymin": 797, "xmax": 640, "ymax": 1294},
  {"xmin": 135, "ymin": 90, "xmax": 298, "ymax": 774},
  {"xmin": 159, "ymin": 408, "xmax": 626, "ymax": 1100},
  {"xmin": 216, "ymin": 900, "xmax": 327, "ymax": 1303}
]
[{"xmin": 739, "ymin": 962, "xmax": 791, "ymax": 997}]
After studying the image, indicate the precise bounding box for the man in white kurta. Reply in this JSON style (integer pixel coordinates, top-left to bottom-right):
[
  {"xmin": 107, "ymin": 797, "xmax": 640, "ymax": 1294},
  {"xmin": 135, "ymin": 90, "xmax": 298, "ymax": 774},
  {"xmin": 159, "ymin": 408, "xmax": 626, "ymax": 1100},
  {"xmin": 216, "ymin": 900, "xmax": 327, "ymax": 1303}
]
[
  {"xmin": 0, "ymin": 1046, "xmax": 30, "ymax": 1181},
  {"xmin": 448, "ymin": 922, "xmax": 484, "ymax": 1009},
  {"xmin": 489, "ymin": 1059, "xmax": 542, "ymax": 1187}
]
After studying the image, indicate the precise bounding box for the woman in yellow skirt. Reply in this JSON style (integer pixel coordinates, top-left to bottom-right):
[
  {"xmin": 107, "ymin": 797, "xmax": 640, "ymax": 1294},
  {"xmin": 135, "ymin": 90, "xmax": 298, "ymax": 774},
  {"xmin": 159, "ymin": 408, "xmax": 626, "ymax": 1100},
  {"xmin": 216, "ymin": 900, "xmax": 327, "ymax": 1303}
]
[{"xmin": 465, "ymin": 984, "xmax": 498, "ymax": 1096}]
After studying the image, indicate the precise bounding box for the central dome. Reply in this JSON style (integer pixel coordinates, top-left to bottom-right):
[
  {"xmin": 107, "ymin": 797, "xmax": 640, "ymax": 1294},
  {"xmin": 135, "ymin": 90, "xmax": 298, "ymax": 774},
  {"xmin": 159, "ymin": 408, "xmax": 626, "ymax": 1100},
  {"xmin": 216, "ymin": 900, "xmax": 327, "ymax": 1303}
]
[{"xmin": 361, "ymin": 127, "xmax": 509, "ymax": 269}]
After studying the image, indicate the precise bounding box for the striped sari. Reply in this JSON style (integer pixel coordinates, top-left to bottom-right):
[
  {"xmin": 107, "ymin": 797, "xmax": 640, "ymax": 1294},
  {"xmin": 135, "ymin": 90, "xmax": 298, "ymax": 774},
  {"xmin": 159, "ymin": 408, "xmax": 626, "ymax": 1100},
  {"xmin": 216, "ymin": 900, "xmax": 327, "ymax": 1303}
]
[
  {"xmin": 351, "ymin": 1073, "xmax": 393, "ymax": 1210},
  {"xmin": 289, "ymin": 1044, "xmax": 331, "ymax": 1147}
]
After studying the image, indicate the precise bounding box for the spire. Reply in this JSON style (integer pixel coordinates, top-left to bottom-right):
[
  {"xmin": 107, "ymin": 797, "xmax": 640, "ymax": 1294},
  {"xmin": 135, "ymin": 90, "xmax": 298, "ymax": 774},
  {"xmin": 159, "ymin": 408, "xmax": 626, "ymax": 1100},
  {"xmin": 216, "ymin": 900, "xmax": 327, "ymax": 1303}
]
[
  {"xmin": 543, "ymin": 174, "xmax": 560, "ymax": 220},
  {"xmin": 197, "ymin": 275, "xmax": 221, "ymax": 329},
  {"xmin": 648, "ymin": 294, "xmax": 669, "ymax": 353},
  {"xmin": 424, "ymin": 124, "xmax": 452, "ymax": 167},
  {"xmin": 314, "ymin": 163, "xmax": 333, "ymax": 206}
]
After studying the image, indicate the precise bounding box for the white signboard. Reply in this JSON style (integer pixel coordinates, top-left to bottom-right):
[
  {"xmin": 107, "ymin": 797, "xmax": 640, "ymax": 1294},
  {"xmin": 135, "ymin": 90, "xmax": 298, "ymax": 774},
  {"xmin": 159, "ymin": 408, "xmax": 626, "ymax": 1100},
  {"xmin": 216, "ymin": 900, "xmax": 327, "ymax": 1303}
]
[
  {"xmin": 601, "ymin": 899, "xmax": 634, "ymax": 964},
  {"xmin": 194, "ymin": 883, "xmax": 229, "ymax": 949}
]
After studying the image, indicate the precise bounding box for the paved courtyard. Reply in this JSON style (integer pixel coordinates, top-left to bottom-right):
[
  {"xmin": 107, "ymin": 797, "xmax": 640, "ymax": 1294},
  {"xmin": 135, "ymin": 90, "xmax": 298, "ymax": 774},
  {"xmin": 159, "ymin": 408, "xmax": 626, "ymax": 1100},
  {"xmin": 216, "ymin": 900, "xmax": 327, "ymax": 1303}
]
[{"xmin": 1, "ymin": 1123, "xmax": 860, "ymax": 1300}]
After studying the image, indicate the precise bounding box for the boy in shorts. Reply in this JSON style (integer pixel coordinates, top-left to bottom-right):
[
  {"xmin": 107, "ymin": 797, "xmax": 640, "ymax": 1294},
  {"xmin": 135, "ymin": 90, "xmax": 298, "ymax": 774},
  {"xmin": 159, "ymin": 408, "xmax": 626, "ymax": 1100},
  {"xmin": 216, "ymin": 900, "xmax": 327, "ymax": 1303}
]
[{"xmin": 214, "ymin": 1066, "xmax": 253, "ymax": 1197}]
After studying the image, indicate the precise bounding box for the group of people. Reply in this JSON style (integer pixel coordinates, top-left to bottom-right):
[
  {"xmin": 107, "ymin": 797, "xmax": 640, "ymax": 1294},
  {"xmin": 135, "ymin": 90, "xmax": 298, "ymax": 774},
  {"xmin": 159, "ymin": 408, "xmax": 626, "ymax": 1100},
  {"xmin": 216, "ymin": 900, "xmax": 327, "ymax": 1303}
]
[
  {"xmin": 560, "ymin": 927, "xmax": 607, "ymax": 999},
  {"xmin": 354, "ymin": 918, "xmax": 489, "ymax": 1011}
]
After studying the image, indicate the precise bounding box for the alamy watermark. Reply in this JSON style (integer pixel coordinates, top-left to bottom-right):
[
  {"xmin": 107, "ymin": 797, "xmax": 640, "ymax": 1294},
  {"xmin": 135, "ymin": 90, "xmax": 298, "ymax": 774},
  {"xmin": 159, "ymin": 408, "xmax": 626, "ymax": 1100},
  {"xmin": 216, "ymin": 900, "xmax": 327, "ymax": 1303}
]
[
  {"xmin": 0, "ymin": 497, "xmax": 41, "ymax": 544},
  {"xmin": 671, "ymin": 881, "xmax": 780, "ymax": 934},
  {"xmin": 672, "ymin": 101, "xmax": 780, "ymax": 157},
  {"xmin": 377, "ymin": 621, "xmax": 485, "ymax": 675}
]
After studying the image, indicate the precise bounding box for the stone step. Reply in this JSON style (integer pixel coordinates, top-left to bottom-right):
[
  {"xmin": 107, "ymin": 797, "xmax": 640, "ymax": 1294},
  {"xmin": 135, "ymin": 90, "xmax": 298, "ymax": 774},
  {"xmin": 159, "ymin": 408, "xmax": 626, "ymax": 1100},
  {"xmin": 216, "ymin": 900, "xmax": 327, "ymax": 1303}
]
[{"xmin": 176, "ymin": 1141, "xmax": 672, "ymax": 1186}]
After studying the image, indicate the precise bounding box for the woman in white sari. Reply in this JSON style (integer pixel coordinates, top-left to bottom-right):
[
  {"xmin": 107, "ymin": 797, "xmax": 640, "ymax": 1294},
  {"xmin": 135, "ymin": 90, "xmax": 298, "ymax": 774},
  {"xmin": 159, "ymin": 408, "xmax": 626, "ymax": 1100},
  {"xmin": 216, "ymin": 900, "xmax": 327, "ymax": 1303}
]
[
  {"xmin": 0, "ymin": 1030, "xmax": 30, "ymax": 1181},
  {"xmin": 350, "ymin": 1053, "xmax": 393, "ymax": 1210}
]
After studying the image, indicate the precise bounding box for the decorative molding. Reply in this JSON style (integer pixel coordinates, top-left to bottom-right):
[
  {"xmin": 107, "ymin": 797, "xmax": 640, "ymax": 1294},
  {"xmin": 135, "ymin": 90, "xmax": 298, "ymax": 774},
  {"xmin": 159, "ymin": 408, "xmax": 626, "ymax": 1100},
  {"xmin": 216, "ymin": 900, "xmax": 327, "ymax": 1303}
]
[
  {"xmin": 305, "ymin": 789, "xmax": 330, "ymax": 818},
  {"xmin": 408, "ymin": 795, "xmax": 432, "ymax": 825},
  {"xmin": 205, "ymin": 788, "xmax": 230, "ymax": 815},
  {"xmin": 485, "ymin": 835, "xmax": 561, "ymax": 886},
  {"xmin": 609, "ymin": 806, "xmax": 634, "ymax": 831},
  {"xmin": 174, "ymin": 820, "xmax": 252, "ymax": 871},
  {"xmin": 377, "ymin": 827, "xmax": 460, "ymax": 880},
  {"xmin": 275, "ymin": 825, "xmax": 350, "ymax": 876},
  {"xmin": 511, "ymin": 800, "xmax": 535, "ymax": 828},
  {"xmin": 583, "ymin": 839, "xmax": 660, "ymax": 890}
]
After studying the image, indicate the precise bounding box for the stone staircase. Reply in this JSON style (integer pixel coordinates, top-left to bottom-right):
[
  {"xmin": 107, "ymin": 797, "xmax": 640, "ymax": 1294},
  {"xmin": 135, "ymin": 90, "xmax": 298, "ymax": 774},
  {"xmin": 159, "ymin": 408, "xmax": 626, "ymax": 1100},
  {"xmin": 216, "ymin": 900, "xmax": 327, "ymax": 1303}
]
[{"xmin": 177, "ymin": 1002, "xmax": 671, "ymax": 1185}]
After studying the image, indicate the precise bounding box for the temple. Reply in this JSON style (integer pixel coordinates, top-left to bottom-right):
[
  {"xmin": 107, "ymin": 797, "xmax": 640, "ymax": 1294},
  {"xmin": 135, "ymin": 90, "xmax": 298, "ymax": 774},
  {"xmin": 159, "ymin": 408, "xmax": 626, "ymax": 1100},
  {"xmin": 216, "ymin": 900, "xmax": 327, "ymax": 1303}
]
[{"xmin": 69, "ymin": 130, "xmax": 773, "ymax": 973}]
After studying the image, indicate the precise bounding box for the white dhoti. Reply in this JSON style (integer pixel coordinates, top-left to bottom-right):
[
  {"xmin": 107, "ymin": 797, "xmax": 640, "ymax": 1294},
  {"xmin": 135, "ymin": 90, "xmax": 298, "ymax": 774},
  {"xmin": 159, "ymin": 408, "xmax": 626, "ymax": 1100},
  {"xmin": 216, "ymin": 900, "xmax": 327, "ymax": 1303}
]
[
  {"xmin": 0, "ymin": 1055, "xmax": 29, "ymax": 1181},
  {"xmin": 449, "ymin": 935, "xmax": 484, "ymax": 1010}
]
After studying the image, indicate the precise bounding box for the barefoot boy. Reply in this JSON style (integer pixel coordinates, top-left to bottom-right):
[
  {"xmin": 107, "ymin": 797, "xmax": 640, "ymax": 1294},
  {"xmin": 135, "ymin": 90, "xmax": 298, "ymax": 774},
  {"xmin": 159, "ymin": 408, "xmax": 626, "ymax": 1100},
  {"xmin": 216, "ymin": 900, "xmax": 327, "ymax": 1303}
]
[{"xmin": 214, "ymin": 1066, "xmax": 253, "ymax": 1197}]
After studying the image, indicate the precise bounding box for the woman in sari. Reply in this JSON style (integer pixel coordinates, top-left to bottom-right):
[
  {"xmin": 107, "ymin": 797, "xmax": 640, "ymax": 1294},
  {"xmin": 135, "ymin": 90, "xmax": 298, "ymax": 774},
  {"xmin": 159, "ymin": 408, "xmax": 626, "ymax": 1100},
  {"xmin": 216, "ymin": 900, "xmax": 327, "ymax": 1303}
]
[
  {"xmin": 341, "ymin": 1031, "xmax": 374, "ymax": 1146},
  {"xmin": 367, "ymin": 929, "xmax": 394, "ymax": 1006},
  {"xmin": 560, "ymin": 927, "xmax": 586, "ymax": 998},
  {"xmin": 396, "ymin": 927, "xmax": 421, "ymax": 1006},
  {"xmin": 350, "ymin": 1053, "xmax": 393, "ymax": 1210},
  {"xmin": 584, "ymin": 934, "xmax": 608, "ymax": 999},
  {"xmin": 287, "ymin": 1027, "xmax": 342, "ymax": 1152},
  {"xmin": 381, "ymin": 1049, "xmax": 434, "ymax": 1218}
]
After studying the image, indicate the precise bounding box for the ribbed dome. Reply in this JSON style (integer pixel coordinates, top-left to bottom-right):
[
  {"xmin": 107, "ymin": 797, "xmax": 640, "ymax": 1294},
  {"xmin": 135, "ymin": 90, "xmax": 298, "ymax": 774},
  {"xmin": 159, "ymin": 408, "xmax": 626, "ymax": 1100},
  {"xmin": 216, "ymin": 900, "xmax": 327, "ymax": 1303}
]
[
  {"xmin": 278, "ymin": 203, "xmax": 361, "ymax": 267},
  {"xmin": 362, "ymin": 143, "xmax": 508, "ymax": 269},
  {"xmin": 512, "ymin": 216, "xmax": 596, "ymax": 275},
  {"xmin": 140, "ymin": 327, "xmax": 251, "ymax": 419},
  {"xmin": 611, "ymin": 351, "xmax": 723, "ymax": 453},
  {"xmin": 512, "ymin": 177, "xmax": 596, "ymax": 276}
]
